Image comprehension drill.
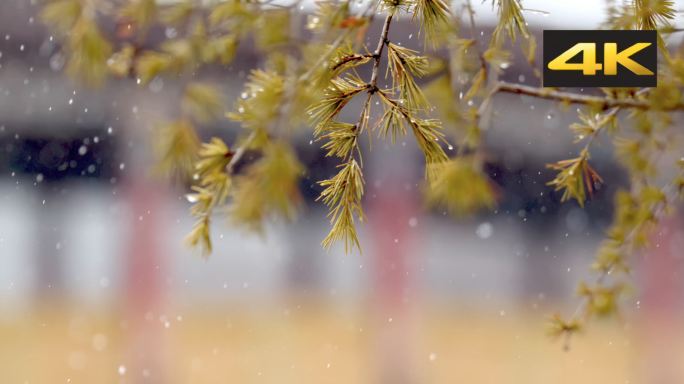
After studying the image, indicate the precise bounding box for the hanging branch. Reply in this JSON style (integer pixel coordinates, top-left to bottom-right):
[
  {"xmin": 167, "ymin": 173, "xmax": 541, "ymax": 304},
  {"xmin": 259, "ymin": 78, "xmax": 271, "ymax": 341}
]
[
  {"xmin": 550, "ymin": 163, "xmax": 684, "ymax": 350},
  {"xmin": 317, "ymin": 12, "xmax": 393, "ymax": 254}
]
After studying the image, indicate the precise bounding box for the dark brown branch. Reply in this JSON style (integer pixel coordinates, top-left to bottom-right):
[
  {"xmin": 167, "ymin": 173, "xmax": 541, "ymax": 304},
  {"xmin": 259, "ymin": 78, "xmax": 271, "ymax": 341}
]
[
  {"xmin": 496, "ymin": 82, "xmax": 684, "ymax": 111},
  {"xmin": 350, "ymin": 12, "xmax": 393, "ymax": 161}
]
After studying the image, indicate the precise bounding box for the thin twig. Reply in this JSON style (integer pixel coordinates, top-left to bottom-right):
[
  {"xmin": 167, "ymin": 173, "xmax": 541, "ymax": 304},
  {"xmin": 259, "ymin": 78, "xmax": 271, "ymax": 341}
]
[
  {"xmin": 456, "ymin": 0, "xmax": 494, "ymax": 159},
  {"xmin": 466, "ymin": 0, "xmax": 487, "ymax": 77},
  {"xmin": 331, "ymin": 53, "xmax": 377, "ymax": 71},
  {"xmin": 226, "ymin": 131, "xmax": 257, "ymax": 174},
  {"xmin": 576, "ymin": 88, "xmax": 649, "ymax": 160}
]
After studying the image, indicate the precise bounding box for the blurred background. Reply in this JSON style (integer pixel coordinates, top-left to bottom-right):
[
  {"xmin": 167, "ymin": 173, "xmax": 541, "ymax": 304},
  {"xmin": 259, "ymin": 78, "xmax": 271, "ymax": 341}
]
[{"xmin": 2, "ymin": 0, "xmax": 684, "ymax": 383}]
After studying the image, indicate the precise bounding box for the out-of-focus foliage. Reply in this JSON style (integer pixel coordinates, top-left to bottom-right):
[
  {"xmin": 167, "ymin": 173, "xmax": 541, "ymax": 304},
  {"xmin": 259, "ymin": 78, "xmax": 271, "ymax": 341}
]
[
  {"xmin": 41, "ymin": 0, "xmax": 82, "ymax": 32},
  {"xmin": 228, "ymin": 142, "xmax": 305, "ymax": 234},
  {"xmin": 40, "ymin": 0, "xmax": 684, "ymax": 348},
  {"xmin": 152, "ymin": 119, "xmax": 200, "ymax": 183},
  {"xmin": 41, "ymin": 0, "xmax": 113, "ymax": 87},
  {"xmin": 119, "ymin": 0, "xmax": 158, "ymax": 32},
  {"xmin": 604, "ymin": 0, "xmax": 675, "ymax": 57},
  {"xmin": 181, "ymin": 83, "xmax": 225, "ymax": 124},
  {"xmin": 227, "ymin": 70, "xmax": 285, "ymax": 133},
  {"xmin": 423, "ymin": 156, "xmax": 497, "ymax": 217},
  {"xmin": 545, "ymin": 313, "xmax": 582, "ymax": 350}
]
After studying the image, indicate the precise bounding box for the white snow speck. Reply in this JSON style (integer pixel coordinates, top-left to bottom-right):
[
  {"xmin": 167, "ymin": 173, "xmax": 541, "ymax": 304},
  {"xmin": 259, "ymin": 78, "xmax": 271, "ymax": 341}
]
[{"xmin": 476, "ymin": 222, "xmax": 493, "ymax": 239}]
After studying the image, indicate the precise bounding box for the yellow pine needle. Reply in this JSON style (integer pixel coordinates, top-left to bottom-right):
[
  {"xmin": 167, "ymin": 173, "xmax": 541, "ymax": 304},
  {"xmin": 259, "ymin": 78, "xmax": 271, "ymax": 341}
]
[{"xmin": 318, "ymin": 160, "xmax": 367, "ymax": 253}]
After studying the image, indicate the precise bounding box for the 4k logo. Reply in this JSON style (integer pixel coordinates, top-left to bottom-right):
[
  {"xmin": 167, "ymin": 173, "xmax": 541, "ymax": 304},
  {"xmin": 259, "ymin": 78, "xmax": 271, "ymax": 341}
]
[{"xmin": 543, "ymin": 30, "xmax": 657, "ymax": 87}]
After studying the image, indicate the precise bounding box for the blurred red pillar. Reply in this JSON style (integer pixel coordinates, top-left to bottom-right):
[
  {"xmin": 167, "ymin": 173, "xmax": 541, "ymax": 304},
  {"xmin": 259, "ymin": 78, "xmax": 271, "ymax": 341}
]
[
  {"xmin": 123, "ymin": 175, "xmax": 170, "ymax": 383},
  {"xmin": 640, "ymin": 214, "xmax": 683, "ymax": 383},
  {"xmin": 371, "ymin": 174, "xmax": 420, "ymax": 384}
]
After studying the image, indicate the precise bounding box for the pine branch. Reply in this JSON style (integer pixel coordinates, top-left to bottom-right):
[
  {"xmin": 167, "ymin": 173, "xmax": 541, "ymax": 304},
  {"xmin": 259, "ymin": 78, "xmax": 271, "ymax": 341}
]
[
  {"xmin": 183, "ymin": 131, "xmax": 257, "ymax": 257},
  {"xmin": 546, "ymin": 88, "xmax": 651, "ymax": 205},
  {"xmin": 559, "ymin": 164, "xmax": 684, "ymax": 350},
  {"xmin": 316, "ymin": 12, "xmax": 393, "ymax": 254}
]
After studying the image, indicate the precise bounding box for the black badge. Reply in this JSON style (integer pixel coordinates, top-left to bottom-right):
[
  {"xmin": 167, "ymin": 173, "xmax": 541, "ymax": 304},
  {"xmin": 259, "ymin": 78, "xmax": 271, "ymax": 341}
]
[{"xmin": 543, "ymin": 30, "xmax": 657, "ymax": 88}]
